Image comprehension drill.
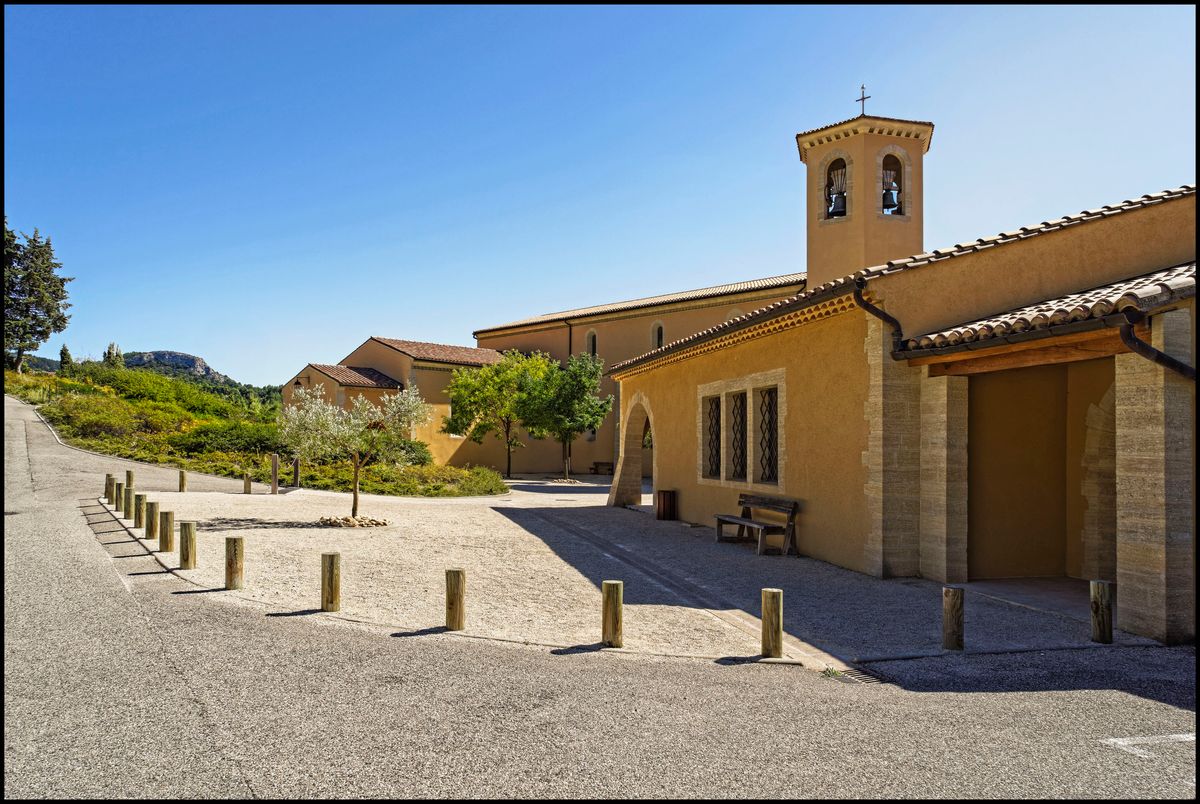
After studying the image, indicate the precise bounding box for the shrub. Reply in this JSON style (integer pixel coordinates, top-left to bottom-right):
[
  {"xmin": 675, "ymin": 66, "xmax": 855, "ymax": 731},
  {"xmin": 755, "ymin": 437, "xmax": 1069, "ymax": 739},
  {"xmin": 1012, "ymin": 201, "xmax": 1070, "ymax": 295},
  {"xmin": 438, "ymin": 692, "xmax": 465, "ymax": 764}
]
[
  {"xmin": 134, "ymin": 401, "xmax": 195, "ymax": 434},
  {"xmin": 42, "ymin": 394, "xmax": 137, "ymax": 438},
  {"xmin": 168, "ymin": 421, "xmax": 284, "ymax": 455}
]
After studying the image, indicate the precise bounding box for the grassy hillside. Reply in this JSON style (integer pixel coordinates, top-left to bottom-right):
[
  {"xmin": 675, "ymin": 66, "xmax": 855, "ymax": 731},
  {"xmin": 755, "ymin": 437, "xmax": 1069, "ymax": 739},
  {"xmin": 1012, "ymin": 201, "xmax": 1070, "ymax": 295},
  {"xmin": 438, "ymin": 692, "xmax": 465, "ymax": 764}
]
[{"xmin": 5, "ymin": 365, "xmax": 507, "ymax": 498}]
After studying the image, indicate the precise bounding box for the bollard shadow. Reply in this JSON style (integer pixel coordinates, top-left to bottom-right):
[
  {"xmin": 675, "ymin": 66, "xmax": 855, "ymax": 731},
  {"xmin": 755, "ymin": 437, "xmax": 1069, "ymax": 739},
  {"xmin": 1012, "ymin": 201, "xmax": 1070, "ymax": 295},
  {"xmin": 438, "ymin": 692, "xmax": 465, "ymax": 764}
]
[
  {"xmin": 172, "ymin": 588, "xmax": 226, "ymax": 595},
  {"xmin": 390, "ymin": 626, "xmax": 448, "ymax": 639},
  {"xmin": 265, "ymin": 608, "xmax": 324, "ymax": 618},
  {"xmin": 126, "ymin": 570, "xmax": 171, "ymax": 577},
  {"xmin": 714, "ymin": 655, "xmax": 764, "ymax": 666},
  {"xmin": 549, "ymin": 642, "xmax": 606, "ymax": 656}
]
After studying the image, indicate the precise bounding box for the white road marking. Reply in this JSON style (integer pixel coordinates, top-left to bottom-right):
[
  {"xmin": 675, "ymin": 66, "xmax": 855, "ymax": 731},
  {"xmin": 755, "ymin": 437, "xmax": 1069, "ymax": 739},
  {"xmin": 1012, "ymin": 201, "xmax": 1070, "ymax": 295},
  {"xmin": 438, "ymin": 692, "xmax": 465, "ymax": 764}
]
[{"xmin": 1102, "ymin": 733, "xmax": 1195, "ymax": 758}]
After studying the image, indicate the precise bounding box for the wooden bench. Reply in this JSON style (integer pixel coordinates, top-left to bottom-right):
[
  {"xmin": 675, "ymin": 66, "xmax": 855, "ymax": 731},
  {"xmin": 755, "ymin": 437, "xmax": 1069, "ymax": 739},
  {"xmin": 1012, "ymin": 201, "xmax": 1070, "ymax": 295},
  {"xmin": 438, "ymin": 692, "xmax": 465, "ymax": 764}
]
[
  {"xmin": 715, "ymin": 494, "xmax": 800, "ymax": 556},
  {"xmin": 590, "ymin": 461, "xmax": 614, "ymax": 475}
]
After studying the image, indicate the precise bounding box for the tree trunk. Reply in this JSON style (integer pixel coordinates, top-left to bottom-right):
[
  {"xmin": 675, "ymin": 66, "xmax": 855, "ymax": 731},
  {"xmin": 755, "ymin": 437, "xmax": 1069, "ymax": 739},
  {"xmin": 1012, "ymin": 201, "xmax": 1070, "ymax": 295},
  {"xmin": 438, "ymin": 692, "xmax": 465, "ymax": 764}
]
[
  {"xmin": 503, "ymin": 422, "xmax": 513, "ymax": 478},
  {"xmin": 14, "ymin": 349, "xmax": 25, "ymax": 374},
  {"xmin": 561, "ymin": 439, "xmax": 570, "ymax": 480},
  {"xmin": 352, "ymin": 456, "xmax": 361, "ymax": 518}
]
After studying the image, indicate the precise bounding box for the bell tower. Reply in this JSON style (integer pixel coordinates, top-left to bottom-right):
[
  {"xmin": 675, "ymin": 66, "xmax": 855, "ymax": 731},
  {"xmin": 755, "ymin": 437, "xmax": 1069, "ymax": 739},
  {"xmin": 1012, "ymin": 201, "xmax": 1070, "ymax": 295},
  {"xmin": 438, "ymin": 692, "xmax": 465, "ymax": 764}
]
[{"xmin": 796, "ymin": 111, "xmax": 934, "ymax": 288}]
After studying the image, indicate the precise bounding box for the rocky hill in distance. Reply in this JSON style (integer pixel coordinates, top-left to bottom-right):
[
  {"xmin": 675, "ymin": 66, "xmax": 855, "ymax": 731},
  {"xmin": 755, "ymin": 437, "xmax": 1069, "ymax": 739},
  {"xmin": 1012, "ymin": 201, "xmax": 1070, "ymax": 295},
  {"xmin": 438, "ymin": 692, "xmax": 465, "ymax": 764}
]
[{"xmin": 123, "ymin": 350, "xmax": 232, "ymax": 384}]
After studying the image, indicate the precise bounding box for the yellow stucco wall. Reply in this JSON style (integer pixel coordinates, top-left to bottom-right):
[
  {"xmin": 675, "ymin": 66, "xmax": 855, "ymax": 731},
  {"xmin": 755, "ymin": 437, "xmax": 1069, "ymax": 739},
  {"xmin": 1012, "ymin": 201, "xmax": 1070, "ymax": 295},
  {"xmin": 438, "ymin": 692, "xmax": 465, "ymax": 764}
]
[
  {"xmin": 617, "ymin": 310, "xmax": 874, "ymax": 573},
  {"xmin": 968, "ymin": 364, "xmax": 1069, "ymax": 579}
]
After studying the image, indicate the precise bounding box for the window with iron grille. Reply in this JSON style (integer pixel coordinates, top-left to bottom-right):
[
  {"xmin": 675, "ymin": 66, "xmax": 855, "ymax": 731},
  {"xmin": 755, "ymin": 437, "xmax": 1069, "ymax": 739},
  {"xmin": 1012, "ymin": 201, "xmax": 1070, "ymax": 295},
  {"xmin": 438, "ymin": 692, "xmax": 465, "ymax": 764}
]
[
  {"xmin": 757, "ymin": 387, "xmax": 778, "ymax": 483},
  {"xmin": 729, "ymin": 391, "xmax": 747, "ymax": 480},
  {"xmin": 703, "ymin": 396, "xmax": 721, "ymax": 478}
]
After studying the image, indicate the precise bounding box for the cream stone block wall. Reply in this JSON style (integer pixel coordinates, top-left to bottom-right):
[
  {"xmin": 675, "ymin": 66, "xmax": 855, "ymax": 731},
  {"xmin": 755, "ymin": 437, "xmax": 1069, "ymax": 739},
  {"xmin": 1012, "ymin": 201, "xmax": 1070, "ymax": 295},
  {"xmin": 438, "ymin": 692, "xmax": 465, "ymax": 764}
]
[
  {"xmin": 862, "ymin": 317, "xmax": 922, "ymax": 577},
  {"xmin": 1114, "ymin": 307, "xmax": 1195, "ymax": 643},
  {"xmin": 918, "ymin": 370, "xmax": 968, "ymax": 583}
]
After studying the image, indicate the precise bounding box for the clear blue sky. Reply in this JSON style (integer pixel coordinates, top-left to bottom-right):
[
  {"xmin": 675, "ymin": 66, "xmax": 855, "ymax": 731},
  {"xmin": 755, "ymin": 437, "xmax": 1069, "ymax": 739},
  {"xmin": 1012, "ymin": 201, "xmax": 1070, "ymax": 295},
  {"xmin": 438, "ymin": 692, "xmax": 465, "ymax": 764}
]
[{"xmin": 5, "ymin": 5, "xmax": 1195, "ymax": 386}]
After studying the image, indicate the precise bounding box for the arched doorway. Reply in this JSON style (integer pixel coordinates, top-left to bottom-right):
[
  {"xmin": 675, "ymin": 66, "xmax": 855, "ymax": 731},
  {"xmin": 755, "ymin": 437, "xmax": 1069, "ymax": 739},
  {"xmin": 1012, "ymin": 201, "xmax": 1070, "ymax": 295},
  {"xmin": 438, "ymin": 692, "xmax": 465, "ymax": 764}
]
[{"xmin": 608, "ymin": 395, "xmax": 654, "ymax": 507}]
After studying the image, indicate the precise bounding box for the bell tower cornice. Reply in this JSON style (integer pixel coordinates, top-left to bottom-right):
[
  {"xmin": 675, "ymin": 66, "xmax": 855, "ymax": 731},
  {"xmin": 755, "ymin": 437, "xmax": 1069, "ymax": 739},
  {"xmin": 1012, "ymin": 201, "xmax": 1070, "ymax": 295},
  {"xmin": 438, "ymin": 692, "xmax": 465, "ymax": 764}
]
[{"xmin": 796, "ymin": 114, "xmax": 935, "ymax": 163}]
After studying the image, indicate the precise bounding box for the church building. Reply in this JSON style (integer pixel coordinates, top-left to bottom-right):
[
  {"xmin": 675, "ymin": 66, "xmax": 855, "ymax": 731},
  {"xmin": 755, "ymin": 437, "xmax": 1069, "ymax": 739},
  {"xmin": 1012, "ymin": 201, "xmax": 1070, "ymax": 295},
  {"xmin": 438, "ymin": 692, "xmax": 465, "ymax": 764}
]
[{"xmin": 605, "ymin": 113, "xmax": 1195, "ymax": 645}]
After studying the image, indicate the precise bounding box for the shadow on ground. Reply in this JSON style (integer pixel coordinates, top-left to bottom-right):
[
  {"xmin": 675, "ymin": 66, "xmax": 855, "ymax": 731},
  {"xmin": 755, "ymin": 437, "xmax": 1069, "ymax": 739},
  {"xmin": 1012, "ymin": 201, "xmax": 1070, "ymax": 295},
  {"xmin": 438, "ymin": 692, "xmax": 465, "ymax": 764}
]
[{"xmin": 490, "ymin": 505, "xmax": 1191, "ymax": 709}]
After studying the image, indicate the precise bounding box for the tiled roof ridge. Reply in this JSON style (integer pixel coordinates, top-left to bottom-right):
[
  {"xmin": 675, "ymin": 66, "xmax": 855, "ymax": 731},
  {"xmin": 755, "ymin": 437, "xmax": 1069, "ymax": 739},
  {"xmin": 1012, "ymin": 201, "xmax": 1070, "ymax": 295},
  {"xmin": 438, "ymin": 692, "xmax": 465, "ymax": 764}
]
[
  {"xmin": 473, "ymin": 272, "xmax": 808, "ymax": 336},
  {"xmin": 902, "ymin": 261, "xmax": 1196, "ymax": 353},
  {"xmin": 610, "ymin": 183, "xmax": 1196, "ymax": 375},
  {"xmin": 309, "ymin": 364, "xmax": 402, "ymax": 389},
  {"xmin": 371, "ymin": 337, "xmax": 504, "ymax": 366},
  {"xmin": 794, "ymin": 112, "xmax": 936, "ymax": 141}
]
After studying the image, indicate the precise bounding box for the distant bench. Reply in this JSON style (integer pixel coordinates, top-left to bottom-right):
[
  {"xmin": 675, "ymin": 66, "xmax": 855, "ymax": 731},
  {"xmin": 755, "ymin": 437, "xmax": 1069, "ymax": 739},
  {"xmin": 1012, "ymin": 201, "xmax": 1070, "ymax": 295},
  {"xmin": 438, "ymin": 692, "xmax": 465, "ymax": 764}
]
[
  {"xmin": 715, "ymin": 493, "xmax": 800, "ymax": 556},
  {"xmin": 590, "ymin": 461, "xmax": 615, "ymax": 475}
]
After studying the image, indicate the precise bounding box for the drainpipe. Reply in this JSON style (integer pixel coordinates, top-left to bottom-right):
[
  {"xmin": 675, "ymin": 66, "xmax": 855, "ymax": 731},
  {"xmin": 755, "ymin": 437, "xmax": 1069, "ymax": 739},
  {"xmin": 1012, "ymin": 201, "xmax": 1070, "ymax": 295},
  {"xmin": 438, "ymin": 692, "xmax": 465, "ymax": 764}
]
[
  {"xmin": 1119, "ymin": 310, "xmax": 1196, "ymax": 382},
  {"xmin": 852, "ymin": 277, "xmax": 904, "ymax": 353}
]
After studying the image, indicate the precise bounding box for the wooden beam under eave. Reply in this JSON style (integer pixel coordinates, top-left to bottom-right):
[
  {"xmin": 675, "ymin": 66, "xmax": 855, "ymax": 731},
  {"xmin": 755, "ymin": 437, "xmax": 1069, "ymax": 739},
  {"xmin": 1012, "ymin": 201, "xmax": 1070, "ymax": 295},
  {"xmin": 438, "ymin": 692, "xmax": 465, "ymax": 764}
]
[{"xmin": 922, "ymin": 328, "xmax": 1134, "ymax": 377}]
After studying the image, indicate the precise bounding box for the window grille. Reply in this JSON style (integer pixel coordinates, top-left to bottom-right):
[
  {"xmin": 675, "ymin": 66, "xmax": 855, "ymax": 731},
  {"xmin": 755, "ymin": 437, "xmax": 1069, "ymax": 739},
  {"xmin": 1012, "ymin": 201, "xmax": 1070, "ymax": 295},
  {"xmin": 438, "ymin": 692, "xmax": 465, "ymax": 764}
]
[
  {"xmin": 758, "ymin": 388, "xmax": 778, "ymax": 483},
  {"xmin": 730, "ymin": 392, "xmax": 747, "ymax": 480},
  {"xmin": 704, "ymin": 397, "xmax": 721, "ymax": 478}
]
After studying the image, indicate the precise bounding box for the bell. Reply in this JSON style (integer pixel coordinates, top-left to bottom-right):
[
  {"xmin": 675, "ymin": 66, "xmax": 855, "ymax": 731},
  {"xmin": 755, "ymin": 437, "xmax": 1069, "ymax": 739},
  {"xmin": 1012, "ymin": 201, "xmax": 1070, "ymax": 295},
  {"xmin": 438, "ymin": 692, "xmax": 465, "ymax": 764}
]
[
  {"xmin": 829, "ymin": 192, "xmax": 846, "ymax": 217},
  {"xmin": 882, "ymin": 189, "xmax": 899, "ymax": 211}
]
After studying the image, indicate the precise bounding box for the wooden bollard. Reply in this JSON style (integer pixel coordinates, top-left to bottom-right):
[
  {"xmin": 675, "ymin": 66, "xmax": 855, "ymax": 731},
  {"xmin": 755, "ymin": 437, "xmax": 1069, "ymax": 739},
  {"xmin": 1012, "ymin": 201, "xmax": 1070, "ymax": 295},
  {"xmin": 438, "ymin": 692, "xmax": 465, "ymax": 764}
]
[
  {"xmin": 145, "ymin": 502, "xmax": 160, "ymax": 540},
  {"xmin": 1090, "ymin": 580, "xmax": 1114, "ymax": 644},
  {"xmin": 943, "ymin": 586, "xmax": 964, "ymax": 650},
  {"xmin": 114, "ymin": 482, "xmax": 125, "ymax": 513},
  {"xmin": 179, "ymin": 522, "xmax": 197, "ymax": 569},
  {"xmin": 225, "ymin": 537, "xmax": 244, "ymax": 590},
  {"xmin": 761, "ymin": 588, "xmax": 783, "ymax": 658},
  {"xmin": 321, "ymin": 553, "xmax": 340, "ymax": 612},
  {"xmin": 292, "ymin": 457, "xmax": 300, "ymax": 488},
  {"xmin": 445, "ymin": 568, "xmax": 466, "ymax": 631},
  {"xmin": 123, "ymin": 487, "xmax": 135, "ymax": 521},
  {"xmin": 105, "ymin": 474, "xmax": 115, "ymax": 504},
  {"xmin": 271, "ymin": 453, "xmax": 279, "ymax": 495},
  {"xmin": 243, "ymin": 472, "xmax": 252, "ymax": 494},
  {"xmin": 125, "ymin": 469, "xmax": 134, "ymax": 490},
  {"xmin": 133, "ymin": 493, "xmax": 147, "ymax": 529},
  {"xmin": 601, "ymin": 580, "xmax": 624, "ymax": 648},
  {"xmin": 159, "ymin": 511, "xmax": 175, "ymax": 552},
  {"xmin": 179, "ymin": 469, "xmax": 187, "ymax": 493}
]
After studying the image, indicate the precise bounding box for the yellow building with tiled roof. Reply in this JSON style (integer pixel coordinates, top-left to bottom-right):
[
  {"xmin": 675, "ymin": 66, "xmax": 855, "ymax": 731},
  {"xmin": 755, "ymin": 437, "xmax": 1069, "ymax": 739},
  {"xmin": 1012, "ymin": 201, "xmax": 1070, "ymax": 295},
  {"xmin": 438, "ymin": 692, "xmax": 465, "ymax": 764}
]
[{"xmin": 605, "ymin": 109, "xmax": 1194, "ymax": 645}]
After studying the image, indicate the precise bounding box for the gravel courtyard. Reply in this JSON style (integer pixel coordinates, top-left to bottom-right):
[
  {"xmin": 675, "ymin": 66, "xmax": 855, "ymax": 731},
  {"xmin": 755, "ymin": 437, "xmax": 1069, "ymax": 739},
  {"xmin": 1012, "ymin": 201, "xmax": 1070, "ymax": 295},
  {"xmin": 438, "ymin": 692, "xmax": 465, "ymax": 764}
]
[
  {"xmin": 100, "ymin": 480, "xmax": 780, "ymax": 659},
  {"xmin": 93, "ymin": 463, "xmax": 1156, "ymax": 666}
]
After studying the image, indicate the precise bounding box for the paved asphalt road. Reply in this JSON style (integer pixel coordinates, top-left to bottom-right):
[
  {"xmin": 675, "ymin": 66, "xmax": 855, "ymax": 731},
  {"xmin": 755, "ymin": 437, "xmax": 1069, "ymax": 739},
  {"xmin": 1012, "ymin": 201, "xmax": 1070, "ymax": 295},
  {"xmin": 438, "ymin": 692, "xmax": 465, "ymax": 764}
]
[{"xmin": 4, "ymin": 395, "xmax": 1195, "ymax": 798}]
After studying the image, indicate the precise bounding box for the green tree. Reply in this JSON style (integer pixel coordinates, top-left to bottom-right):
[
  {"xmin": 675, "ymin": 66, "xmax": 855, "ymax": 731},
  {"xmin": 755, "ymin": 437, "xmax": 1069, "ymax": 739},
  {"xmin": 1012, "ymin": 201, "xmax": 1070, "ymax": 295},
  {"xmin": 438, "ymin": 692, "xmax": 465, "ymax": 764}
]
[
  {"xmin": 3, "ymin": 219, "xmax": 73, "ymax": 373},
  {"xmin": 58, "ymin": 343, "xmax": 74, "ymax": 376},
  {"xmin": 278, "ymin": 384, "xmax": 432, "ymax": 518},
  {"xmin": 519, "ymin": 353, "xmax": 613, "ymax": 479},
  {"xmin": 103, "ymin": 342, "xmax": 124, "ymax": 367},
  {"xmin": 441, "ymin": 350, "xmax": 553, "ymax": 478}
]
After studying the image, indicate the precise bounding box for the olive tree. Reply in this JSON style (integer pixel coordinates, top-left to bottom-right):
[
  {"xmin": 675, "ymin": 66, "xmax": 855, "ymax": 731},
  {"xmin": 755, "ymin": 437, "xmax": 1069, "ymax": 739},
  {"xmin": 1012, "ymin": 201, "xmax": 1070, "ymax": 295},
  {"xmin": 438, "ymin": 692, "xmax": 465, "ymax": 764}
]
[
  {"xmin": 278, "ymin": 384, "xmax": 432, "ymax": 518},
  {"xmin": 519, "ymin": 353, "xmax": 612, "ymax": 480},
  {"xmin": 441, "ymin": 350, "xmax": 554, "ymax": 478}
]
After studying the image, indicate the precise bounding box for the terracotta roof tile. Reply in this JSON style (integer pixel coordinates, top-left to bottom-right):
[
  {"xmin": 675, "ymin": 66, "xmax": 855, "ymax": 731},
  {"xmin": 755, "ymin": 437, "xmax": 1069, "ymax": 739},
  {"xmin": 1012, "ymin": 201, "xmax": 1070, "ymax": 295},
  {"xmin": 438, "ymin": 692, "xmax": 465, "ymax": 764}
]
[
  {"xmin": 902, "ymin": 262, "xmax": 1195, "ymax": 352},
  {"xmin": 610, "ymin": 184, "xmax": 1196, "ymax": 375},
  {"xmin": 309, "ymin": 364, "xmax": 402, "ymax": 389},
  {"xmin": 473, "ymin": 272, "xmax": 807, "ymax": 336},
  {"xmin": 371, "ymin": 337, "xmax": 503, "ymax": 366}
]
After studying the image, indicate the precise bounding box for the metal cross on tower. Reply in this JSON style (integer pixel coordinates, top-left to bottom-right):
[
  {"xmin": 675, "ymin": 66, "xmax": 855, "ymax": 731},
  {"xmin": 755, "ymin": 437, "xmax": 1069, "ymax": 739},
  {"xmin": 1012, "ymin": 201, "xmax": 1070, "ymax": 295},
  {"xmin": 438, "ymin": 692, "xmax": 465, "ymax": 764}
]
[{"xmin": 856, "ymin": 84, "xmax": 871, "ymax": 115}]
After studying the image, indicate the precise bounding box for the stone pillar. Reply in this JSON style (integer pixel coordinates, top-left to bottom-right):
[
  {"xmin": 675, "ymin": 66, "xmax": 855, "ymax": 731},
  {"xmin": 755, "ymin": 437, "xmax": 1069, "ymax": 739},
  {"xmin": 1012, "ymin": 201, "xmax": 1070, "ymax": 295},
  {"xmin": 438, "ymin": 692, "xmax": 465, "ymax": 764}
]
[
  {"xmin": 1080, "ymin": 385, "xmax": 1117, "ymax": 582},
  {"xmin": 919, "ymin": 370, "xmax": 968, "ymax": 583},
  {"xmin": 1114, "ymin": 308, "xmax": 1194, "ymax": 644},
  {"xmin": 862, "ymin": 316, "xmax": 922, "ymax": 577}
]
